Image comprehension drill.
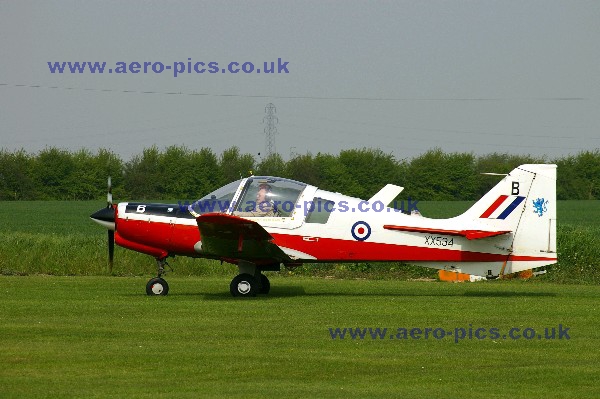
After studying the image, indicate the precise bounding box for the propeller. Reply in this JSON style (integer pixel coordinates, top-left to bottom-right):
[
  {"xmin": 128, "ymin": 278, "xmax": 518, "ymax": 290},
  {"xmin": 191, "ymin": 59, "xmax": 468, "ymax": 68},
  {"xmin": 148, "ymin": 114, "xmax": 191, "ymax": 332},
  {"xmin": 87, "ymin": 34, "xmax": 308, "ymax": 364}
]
[
  {"xmin": 107, "ymin": 177, "xmax": 114, "ymax": 273},
  {"xmin": 107, "ymin": 176, "xmax": 113, "ymax": 206},
  {"xmin": 90, "ymin": 176, "xmax": 116, "ymax": 273}
]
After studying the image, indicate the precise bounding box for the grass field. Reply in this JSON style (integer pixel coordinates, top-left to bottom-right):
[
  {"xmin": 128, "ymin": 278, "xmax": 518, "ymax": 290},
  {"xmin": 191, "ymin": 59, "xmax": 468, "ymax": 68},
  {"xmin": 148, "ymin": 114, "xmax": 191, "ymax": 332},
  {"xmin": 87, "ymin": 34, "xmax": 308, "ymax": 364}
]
[{"xmin": 1, "ymin": 276, "xmax": 599, "ymax": 398}]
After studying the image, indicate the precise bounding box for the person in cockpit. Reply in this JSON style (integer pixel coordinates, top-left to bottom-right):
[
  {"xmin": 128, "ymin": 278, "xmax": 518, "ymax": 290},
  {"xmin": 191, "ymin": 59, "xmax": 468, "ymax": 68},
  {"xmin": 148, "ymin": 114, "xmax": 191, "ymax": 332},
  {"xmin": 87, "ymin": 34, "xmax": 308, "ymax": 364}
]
[{"xmin": 234, "ymin": 183, "xmax": 277, "ymax": 217}]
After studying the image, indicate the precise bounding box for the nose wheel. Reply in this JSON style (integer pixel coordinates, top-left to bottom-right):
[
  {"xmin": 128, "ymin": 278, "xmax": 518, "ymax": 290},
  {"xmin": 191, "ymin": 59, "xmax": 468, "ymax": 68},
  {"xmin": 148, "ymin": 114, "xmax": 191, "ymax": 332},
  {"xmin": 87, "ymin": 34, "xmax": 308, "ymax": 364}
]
[
  {"xmin": 146, "ymin": 258, "xmax": 171, "ymax": 296},
  {"xmin": 146, "ymin": 277, "xmax": 169, "ymax": 296}
]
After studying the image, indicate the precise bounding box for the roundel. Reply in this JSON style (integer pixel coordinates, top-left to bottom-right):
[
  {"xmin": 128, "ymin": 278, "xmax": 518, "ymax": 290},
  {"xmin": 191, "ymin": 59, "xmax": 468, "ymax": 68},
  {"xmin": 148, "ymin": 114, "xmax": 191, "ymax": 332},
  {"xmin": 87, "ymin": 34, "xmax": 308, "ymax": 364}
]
[{"xmin": 351, "ymin": 221, "xmax": 371, "ymax": 241}]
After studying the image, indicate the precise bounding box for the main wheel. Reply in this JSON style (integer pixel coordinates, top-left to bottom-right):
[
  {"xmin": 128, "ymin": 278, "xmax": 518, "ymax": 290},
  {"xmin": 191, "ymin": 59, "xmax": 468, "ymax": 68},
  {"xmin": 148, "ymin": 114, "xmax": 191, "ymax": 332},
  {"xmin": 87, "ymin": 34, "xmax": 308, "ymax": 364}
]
[
  {"xmin": 259, "ymin": 274, "xmax": 271, "ymax": 294},
  {"xmin": 146, "ymin": 277, "xmax": 169, "ymax": 296},
  {"xmin": 230, "ymin": 274, "xmax": 257, "ymax": 297}
]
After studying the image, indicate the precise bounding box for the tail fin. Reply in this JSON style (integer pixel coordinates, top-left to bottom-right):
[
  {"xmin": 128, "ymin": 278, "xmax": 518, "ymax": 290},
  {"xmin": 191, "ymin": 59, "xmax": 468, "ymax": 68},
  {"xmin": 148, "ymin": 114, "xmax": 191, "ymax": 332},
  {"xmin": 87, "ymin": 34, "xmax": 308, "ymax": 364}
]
[{"xmin": 460, "ymin": 164, "xmax": 557, "ymax": 273}]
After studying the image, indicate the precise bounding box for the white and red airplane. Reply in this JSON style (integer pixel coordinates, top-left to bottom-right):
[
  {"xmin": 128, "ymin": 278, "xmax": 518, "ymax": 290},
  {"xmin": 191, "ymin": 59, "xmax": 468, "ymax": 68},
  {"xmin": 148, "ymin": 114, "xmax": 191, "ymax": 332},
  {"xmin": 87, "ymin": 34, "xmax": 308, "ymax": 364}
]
[{"xmin": 91, "ymin": 164, "xmax": 557, "ymax": 297}]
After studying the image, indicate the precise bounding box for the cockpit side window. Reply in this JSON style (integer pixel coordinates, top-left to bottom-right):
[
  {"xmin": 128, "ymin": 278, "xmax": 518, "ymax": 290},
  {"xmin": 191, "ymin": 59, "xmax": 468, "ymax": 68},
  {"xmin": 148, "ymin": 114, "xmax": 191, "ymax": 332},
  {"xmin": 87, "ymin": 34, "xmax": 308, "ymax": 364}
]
[{"xmin": 305, "ymin": 197, "xmax": 334, "ymax": 224}]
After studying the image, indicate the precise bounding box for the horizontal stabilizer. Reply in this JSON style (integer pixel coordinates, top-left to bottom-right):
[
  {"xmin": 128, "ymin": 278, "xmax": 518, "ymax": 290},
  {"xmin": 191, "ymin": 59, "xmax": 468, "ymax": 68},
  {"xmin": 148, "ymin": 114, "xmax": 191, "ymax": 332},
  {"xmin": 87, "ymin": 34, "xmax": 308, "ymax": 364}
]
[{"xmin": 383, "ymin": 225, "xmax": 510, "ymax": 240}]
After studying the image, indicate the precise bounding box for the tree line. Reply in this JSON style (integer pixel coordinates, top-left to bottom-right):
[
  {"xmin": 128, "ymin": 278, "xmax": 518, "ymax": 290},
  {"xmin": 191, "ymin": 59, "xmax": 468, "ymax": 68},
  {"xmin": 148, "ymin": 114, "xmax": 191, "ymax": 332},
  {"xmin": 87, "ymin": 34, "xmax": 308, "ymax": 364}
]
[{"xmin": 0, "ymin": 146, "xmax": 598, "ymax": 201}]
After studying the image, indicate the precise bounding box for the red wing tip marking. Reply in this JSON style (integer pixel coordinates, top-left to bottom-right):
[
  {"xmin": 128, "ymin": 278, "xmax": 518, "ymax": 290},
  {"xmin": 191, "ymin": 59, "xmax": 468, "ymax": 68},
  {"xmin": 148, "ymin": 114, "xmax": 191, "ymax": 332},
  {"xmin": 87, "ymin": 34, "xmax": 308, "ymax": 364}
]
[{"xmin": 383, "ymin": 225, "xmax": 510, "ymax": 240}]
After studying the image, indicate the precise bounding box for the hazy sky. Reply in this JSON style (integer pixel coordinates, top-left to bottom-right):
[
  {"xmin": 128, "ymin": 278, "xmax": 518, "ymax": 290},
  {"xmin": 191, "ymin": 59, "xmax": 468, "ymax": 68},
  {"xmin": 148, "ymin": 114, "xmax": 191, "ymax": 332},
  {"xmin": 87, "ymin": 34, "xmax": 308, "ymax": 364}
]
[{"xmin": 1, "ymin": 1, "xmax": 599, "ymax": 162}]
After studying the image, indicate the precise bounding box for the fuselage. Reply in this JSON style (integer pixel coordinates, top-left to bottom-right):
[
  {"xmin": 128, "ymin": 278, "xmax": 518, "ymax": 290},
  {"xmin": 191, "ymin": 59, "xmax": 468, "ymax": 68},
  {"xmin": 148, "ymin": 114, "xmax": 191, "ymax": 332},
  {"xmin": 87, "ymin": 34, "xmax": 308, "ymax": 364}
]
[{"xmin": 103, "ymin": 175, "xmax": 556, "ymax": 277}]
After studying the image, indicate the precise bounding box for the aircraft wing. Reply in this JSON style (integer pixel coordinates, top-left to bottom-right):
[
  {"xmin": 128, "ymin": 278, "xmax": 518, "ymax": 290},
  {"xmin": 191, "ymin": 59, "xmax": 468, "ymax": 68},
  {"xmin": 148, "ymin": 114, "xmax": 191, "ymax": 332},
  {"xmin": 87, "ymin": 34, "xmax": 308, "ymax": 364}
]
[
  {"xmin": 383, "ymin": 225, "xmax": 510, "ymax": 240},
  {"xmin": 195, "ymin": 213, "xmax": 292, "ymax": 263}
]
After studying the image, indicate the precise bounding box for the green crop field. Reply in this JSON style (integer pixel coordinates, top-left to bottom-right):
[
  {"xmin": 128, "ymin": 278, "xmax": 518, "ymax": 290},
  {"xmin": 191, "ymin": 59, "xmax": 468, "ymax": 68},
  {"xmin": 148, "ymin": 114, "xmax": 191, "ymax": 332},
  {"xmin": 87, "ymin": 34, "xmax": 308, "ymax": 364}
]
[
  {"xmin": 0, "ymin": 200, "xmax": 598, "ymax": 280},
  {"xmin": 418, "ymin": 200, "xmax": 600, "ymax": 228},
  {"xmin": 0, "ymin": 200, "xmax": 599, "ymax": 397}
]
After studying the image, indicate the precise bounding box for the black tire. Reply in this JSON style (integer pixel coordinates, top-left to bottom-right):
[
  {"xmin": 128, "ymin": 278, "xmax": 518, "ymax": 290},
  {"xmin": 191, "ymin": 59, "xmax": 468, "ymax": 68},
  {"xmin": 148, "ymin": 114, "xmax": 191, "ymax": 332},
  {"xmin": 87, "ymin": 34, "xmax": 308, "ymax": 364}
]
[
  {"xmin": 230, "ymin": 274, "xmax": 257, "ymax": 297},
  {"xmin": 146, "ymin": 277, "xmax": 169, "ymax": 296},
  {"xmin": 259, "ymin": 274, "xmax": 271, "ymax": 294}
]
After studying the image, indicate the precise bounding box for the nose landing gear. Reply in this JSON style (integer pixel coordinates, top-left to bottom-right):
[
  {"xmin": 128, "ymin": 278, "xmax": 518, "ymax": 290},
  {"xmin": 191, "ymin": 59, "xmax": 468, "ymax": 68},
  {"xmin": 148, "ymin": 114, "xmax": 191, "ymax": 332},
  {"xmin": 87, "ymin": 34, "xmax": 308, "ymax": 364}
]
[{"xmin": 146, "ymin": 258, "xmax": 171, "ymax": 296}]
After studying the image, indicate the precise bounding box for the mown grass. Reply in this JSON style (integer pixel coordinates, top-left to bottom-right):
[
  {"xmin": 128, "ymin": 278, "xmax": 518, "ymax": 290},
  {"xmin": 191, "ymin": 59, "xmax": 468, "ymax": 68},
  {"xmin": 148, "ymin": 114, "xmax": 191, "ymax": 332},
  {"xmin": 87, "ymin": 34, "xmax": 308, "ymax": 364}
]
[
  {"xmin": 0, "ymin": 200, "xmax": 598, "ymax": 282},
  {"xmin": 1, "ymin": 276, "xmax": 599, "ymax": 398}
]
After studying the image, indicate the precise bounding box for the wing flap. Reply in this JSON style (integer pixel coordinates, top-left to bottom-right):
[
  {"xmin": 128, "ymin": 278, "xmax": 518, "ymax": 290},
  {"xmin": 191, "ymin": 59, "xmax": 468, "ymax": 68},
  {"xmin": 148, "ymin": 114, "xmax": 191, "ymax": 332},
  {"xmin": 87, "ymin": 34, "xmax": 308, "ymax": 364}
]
[{"xmin": 383, "ymin": 225, "xmax": 510, "ymax": 240}]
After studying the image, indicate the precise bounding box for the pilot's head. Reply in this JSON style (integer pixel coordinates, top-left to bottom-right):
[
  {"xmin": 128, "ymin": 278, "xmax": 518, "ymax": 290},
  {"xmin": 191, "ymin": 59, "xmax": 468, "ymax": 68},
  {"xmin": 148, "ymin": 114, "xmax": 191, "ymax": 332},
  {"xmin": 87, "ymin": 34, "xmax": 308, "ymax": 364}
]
[{"xmin": 256, "ymin": 183, "xmax": 272, "ymax": 203}]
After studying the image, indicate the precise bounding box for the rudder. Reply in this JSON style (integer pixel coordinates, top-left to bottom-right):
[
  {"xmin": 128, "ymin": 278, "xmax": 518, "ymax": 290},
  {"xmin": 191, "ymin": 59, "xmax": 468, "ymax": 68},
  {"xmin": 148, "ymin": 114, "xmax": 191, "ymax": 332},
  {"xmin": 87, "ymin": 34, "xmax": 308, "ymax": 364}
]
[{"xmin": 509, "ymin": 164, "xmax": 557, "ymax": 272}]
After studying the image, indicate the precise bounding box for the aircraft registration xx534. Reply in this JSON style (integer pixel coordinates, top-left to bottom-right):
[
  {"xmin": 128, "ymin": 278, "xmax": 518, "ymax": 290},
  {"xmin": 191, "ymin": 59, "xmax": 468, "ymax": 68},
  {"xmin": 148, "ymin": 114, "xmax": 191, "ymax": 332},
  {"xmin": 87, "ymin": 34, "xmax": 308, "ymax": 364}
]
[{"xmin": 90, "ymin": 164, "xmax": 557, "ymax": 297}]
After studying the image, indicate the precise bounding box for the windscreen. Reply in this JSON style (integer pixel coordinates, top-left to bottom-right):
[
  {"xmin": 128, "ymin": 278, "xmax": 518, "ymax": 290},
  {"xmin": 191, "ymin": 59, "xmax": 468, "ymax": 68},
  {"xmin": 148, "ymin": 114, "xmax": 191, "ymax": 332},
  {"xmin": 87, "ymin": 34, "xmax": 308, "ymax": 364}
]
[{"xmin": 189, "ymin": 179, "xmax": 243, "ymax": 215}]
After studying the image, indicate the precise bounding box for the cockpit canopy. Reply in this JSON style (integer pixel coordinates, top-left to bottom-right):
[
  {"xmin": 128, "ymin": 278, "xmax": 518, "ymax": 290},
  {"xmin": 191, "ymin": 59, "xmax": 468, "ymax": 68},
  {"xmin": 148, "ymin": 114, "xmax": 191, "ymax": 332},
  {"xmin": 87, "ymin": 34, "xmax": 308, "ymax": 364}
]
[{"xmin": 191, "ymin": 177, "xmax": 307, "ymax": 216}]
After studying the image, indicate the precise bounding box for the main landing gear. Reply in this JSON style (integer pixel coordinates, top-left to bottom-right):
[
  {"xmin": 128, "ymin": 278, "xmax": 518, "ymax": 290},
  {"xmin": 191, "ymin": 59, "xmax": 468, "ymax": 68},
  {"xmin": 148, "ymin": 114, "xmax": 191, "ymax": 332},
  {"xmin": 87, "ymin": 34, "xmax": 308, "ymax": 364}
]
[
  {"xmin": 146, "ymin": 258, "xmax": 171, "ymax": 296},
  {"xmin": 230, "ymin": 260, "xmax": 271, "ymax": 297},
  {"xmin": 230, "ymin": 273, "xmax": 270, "ymax": 297}
]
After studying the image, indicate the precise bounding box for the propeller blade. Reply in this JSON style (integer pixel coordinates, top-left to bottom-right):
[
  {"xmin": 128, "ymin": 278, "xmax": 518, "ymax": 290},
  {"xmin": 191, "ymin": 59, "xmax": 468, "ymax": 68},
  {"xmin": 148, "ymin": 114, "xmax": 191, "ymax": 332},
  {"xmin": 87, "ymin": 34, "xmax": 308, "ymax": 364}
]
[
  {"xmin": 108, "ymin": 229, "xmax": 115, "ymax": 273},
  {"xmin": 107, "ymin": 176, "xmax": 113, "ymax": 207}
]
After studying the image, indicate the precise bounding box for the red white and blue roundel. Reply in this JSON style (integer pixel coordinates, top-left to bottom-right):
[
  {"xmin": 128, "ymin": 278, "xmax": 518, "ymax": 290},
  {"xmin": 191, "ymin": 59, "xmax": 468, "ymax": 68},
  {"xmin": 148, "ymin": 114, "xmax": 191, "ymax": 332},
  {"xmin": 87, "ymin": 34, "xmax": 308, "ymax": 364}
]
[{"xmin": 351, "ymin": 221, "xmax": 371, "ymax": 241}]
